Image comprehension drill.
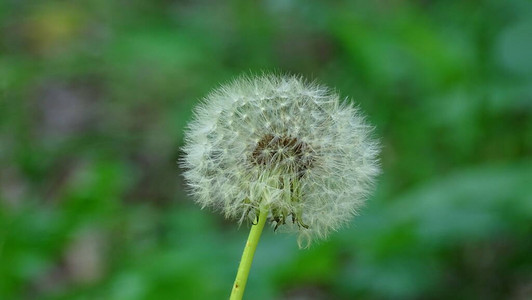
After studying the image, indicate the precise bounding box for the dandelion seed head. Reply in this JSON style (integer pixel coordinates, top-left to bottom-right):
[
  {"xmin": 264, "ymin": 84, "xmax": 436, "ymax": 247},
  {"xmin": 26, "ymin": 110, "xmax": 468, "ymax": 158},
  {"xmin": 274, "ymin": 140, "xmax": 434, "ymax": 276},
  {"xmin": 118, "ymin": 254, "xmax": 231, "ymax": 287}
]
[{"xmin": 181, "ymin": 74, "xmax": 380, "ymax": 247}]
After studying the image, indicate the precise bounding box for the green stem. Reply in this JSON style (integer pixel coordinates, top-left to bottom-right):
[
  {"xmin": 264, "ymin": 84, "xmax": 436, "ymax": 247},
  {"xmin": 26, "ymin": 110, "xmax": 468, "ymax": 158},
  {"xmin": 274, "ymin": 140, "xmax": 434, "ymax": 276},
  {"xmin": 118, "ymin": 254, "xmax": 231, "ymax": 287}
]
[{"xmin": 230, "ymin": 207, "xmax": 269, "ymax": 300}]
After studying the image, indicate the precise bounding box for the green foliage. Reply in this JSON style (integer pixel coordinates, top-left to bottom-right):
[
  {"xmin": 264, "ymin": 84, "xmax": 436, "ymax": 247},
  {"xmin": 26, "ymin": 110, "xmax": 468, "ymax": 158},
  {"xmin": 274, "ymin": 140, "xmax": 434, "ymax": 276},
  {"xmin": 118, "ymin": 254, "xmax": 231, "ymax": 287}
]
[{"xmin": 1, "ymin": 1, "xmax": 531, "ymax": 299}]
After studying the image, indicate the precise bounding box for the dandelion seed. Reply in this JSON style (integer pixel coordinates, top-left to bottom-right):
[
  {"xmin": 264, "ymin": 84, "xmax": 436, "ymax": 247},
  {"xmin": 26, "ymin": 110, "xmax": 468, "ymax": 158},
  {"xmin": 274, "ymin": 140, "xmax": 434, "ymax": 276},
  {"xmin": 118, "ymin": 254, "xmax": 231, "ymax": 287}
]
[{"xmin": 181, "ymin": 74, "xmax": 380, "ymax": 247}]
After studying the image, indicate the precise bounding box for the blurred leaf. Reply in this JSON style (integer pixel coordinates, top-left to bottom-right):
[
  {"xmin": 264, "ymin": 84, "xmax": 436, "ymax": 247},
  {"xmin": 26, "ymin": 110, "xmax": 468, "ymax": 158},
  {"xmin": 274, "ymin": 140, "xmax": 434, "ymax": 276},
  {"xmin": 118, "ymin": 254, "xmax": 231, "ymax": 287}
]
[{"xmin": 496, "ymin": 17, "xmax": 532, "ymax": 76}]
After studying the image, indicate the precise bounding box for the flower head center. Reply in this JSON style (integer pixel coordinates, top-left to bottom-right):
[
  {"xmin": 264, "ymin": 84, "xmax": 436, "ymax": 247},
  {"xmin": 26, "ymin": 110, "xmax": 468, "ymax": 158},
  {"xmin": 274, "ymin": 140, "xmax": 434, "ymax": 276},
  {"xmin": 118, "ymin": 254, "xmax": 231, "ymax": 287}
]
[{"xmin": 251, "ymin": 134, "xmax": 313, "ymax": 176}]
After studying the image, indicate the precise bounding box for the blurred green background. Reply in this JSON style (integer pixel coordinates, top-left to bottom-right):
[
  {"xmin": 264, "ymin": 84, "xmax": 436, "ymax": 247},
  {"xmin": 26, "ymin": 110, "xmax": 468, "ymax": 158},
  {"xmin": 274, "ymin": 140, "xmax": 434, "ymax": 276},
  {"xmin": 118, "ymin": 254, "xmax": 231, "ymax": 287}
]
[{"xmin": 1, "ymin": 1, "xmax": 531, "ymax": 299}]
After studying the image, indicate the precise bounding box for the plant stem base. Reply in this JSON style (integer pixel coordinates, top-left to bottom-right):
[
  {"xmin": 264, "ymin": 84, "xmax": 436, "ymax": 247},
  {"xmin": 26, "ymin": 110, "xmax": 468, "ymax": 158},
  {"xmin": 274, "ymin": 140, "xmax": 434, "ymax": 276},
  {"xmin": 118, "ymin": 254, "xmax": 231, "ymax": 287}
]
[{"xmin": 230, "ymin": 208, "xmax": 269, "ymax": 300}]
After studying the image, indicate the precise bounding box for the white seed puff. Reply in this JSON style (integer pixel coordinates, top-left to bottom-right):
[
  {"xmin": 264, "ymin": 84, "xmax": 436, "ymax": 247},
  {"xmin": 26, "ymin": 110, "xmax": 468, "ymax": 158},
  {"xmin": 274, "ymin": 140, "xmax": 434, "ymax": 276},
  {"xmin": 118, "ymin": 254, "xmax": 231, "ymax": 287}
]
[{"xmin": 181, "ymin": 74, "xmax": 380, "ymax": 247}]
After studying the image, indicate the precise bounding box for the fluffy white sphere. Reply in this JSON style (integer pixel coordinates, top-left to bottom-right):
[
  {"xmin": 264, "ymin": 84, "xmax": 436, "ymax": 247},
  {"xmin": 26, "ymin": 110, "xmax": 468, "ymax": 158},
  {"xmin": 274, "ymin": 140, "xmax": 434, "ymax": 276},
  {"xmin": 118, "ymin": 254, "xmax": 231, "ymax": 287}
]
[{"xmin": 181, "ymin": 74, "xmax": 380, "ymax": 247}]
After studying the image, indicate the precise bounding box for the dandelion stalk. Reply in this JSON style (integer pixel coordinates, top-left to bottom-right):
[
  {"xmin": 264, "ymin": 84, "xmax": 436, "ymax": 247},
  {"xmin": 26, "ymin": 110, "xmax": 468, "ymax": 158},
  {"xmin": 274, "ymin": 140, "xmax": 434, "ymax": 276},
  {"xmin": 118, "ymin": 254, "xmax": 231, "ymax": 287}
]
[{"xmin": 230, "ymin": 206, "xmax": 268, "ymax": 300}]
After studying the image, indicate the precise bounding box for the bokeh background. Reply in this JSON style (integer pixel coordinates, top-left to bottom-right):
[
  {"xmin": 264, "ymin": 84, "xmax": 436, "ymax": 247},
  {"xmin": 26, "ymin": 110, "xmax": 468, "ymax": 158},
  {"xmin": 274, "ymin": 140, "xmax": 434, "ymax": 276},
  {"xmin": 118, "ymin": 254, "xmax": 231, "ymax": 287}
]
[{"xmin": 1, "ymin": 1, "xmax": 531, "ymax": 299}]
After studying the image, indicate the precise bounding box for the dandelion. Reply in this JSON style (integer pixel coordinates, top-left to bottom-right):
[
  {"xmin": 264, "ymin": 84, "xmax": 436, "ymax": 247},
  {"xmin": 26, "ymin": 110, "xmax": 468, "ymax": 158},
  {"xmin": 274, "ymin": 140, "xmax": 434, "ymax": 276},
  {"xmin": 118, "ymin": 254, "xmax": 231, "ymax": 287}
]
[{"xmin": 181, "ymin": 74, "xmax": 379, "ymax": 299}]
